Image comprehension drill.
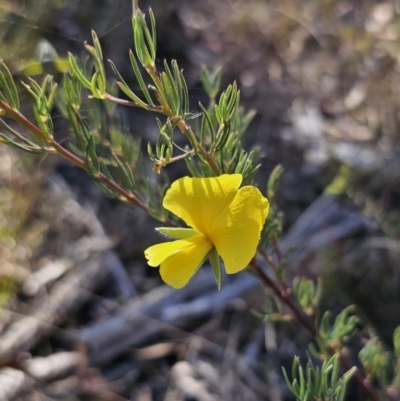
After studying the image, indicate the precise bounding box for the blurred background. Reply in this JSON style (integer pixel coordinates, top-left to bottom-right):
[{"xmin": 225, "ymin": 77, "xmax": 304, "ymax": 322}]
[{"xmin": 1, "ymin": 0, "xmax": 400, "ymax": 400}]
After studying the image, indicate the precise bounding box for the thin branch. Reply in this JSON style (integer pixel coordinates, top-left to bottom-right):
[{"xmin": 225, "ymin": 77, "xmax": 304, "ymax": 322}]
[
  {"xmin": 0, "ymin": 100, "xmax": 154, "ymax": 217},
  {"xmin": 250, "ymin": 260, "xmax": 317, "ymax": 335},
  {"xmin": 257, "ymin": 246, "xmax": 278, "ymax": 271},
  {"xmin": 257, "ymin": 244, "xmax": 290, "ymax": 292}
]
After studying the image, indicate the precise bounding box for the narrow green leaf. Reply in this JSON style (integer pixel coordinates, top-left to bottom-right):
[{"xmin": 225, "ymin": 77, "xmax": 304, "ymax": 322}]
[
  {"xmin": 215, "ymin": 121, "xmax": 232, "ymax": 151},
  {"xmin": 116, "ymin": 81, "xmax": 148, "ymax": 109},
  {"xmin": 85, "ymin": 135, "xmax": 100, "ymax": 176},
  {"xmin": 0, "ymin": 62, "xmax": 19, "ymax": 109},
  {"xmin": 0, "ymin": 119, "xmax": 40, "ymax": 148},
  {"xmin": 113, "ymin": 153, "xmax": 135, "ymax": 190},
  {"xmin": 46, "ymin": 81, "xmax": 58, "ymax": 111},
  {"xmin": 67, "ymin": 105, "xmax": 86, "ymax": 151},
  {"xmin": 291, "ymin": 357, "xmax": 300, "ymax": 387},
  {"xmin": 164, "ymin": 60, "xmax": 179, "ymax": 113},
  {"xmin": 133, "ymin": 11, "xmax": 153, "ymax": 67},
  {"xmin": 226, "ymin": 83, "xmax": 238, "ymax": 114},
  {"xmin": 23, "ymin": 78, "xmax": 41, "ymax": 98},
  {"xmin": 214, "ymin": 103, "xmax": 223, "ymax": 125},
  {"xmin": 20, "ymin": 81, "xmax": 39, "ymax": 101},
  {"xmin": 0, "ymin": 73, "xmax": 15, "ymax": 109},
  {"xmin": 91, "ymin": 30, "xmax": 103, "ymax": 62},
  {"xmin": 33, "ymin": 107, "xmax": 51, "ymax": 140},
  {"xmin": 281, "ymin": 368, "xmax": 296, "ymax": 395},
  {"xmin": 160, "ymin": 71, "xmax": 176, "ymax": 114},
  {"xmin": 90, "ymin": 71, "xmax": 100, "ymax": 98},
  {"xmin": 93, "ymin": 178, "xmax": 118, "ymax": 198},
  {"xmin": 149, "ymin": 9, "xmax": 157, "ymax": 61},
  {"xmin": 209, "ymin": 247, "xmax": 222, "ymax": 290},
  {"xmin": 185, "ymin": 156, "xmax": 201, "ymax": 177},
  {"xmin": 68, "ymin": 53, "xmax": 92, "ymax": 89},
  {"xmin": 172, "ymin": 61, "xmax": 182, "ymax": 106},
  {"xmin": 199, "ymin": 102, "xmax": 215, "ymax": 142},
  {"xmin": 128, "ymin": 50, "xmax": 153, "ymax": 105},
  {"xmin": 147, "ymin": 141, "xmax": 155, "ymax": 161},
  {"xmin": 143, "ymin": 11, "xmax": 156, "ymax": 64},
  {"xmin": 95, "ymin": 69, "xmax": 106, "ymax": 96},
  {"xmin": 39, "ymin": 75, "xmax": 51, "ymax": 105},
  {"xmin": 0, "ymin": 133, "xmax": 43, "ymax": 153},
  {"xmin": 299, "ymin": 366, "xmax": 306, "ymax": 398}
]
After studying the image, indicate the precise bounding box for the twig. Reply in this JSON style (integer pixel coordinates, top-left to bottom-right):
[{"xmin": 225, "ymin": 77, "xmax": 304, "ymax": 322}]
[
  {"xmin": 257, "ymin": 246, "xmax": 278, "ymax": 271},
  {"xmin": 250, "ymin": 261, "xmax": 317, "ymax": 336}
]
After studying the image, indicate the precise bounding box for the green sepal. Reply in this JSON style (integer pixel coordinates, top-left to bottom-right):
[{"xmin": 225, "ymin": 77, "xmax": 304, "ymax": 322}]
[
  {"xmin": 155, "ymin": 227, "xmax": 199, "ymax": 239},
  {"xmin": 209, "ymin": 247, "xmax": 222, "ymax": 290}
]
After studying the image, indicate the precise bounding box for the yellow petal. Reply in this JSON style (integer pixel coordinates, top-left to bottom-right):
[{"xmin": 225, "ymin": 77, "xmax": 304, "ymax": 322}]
[
  {"xmin": 145, "ymin": 239, "xmax": 192, "ymax": 267},
  {"xmin": 163, "ymin": 174, "xmax": 242, "ymax": 234},
  {"xmin": 144, "ymin": 234, "xmax": 213, "ymax": 288},
  {"xmin": 209, "ymin": 186, "xmax": 269, "ymax": 274}
]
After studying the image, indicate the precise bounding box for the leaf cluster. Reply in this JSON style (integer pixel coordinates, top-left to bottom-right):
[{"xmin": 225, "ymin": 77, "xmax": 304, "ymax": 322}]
[
  {"xmin": 283, "ymin": 354, "xmax": 356, "ymax": 401},
  {"xmin": 358, "ymin": 328, "xmax": 400, "ymax": 397},
  {"xmin": 313, "ymin": 306, "xmax": 359, "ymax": 357},
  {"xmin": 65, "ymin": 10, "xmax": 261, "ymax": 183},
  {"xmin": 0, "ymin": 61, "xmax": 51, "ymax": 153}
]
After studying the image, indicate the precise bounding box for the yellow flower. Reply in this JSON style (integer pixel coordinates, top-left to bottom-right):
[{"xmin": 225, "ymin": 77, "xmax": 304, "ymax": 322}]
[{"xmin": 144, "ymin": 174, "xmax": 269, "ymax": 288}]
